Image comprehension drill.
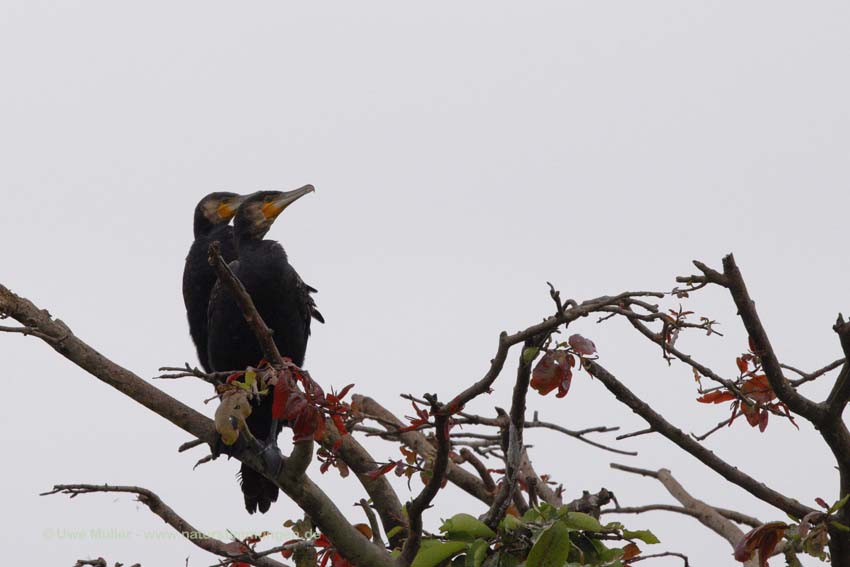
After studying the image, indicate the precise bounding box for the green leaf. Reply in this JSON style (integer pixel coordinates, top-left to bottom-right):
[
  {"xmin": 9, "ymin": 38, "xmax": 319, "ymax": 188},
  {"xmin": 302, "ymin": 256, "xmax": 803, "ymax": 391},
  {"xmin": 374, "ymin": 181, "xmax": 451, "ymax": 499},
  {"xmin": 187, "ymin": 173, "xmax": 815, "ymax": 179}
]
[
  {"xmin": 499, "ymin": 514, "xmax": 524, "ymax": 532},
  {"xmin": 522, "ymin": 508, "xmax": 542, "ymax": 523},
  {"xmin": 411, "ymin": 540, "xmax": 468, "ymax": 567},
  {"xmin": 829, "ymin": 494, "xmax": 850, "ymax": 514},
  {"xmin": 465, "ymin": 539, "xmax": 489, "ymax": 567},
  {"xmin": 537, "ymin": 502, "xmax": 558, "ymax": 520},
  {"xmin": 561, "ymin": 511, "xmax": 603, "ymax": 532},
  {"xmin": 441, "ymin": 513, "xmax": 497, "ymax": 540},
  {"xmin": 526, "ymin": 520, "xmax": 571, "ymax": 567},
  {"xmin": 522, "ymin": 347, "xmax": 541, "ymax": 365},
  {"xmin": 622, "ymin": 529, "xmax": 660, "ymax": 544},
  {"xmin": 386, "ymin": 525, "xmax": 404, "ymax": 540},
  {"xmin": 830, "ymin": 521, "xmax": 850, "ymax": 532}
]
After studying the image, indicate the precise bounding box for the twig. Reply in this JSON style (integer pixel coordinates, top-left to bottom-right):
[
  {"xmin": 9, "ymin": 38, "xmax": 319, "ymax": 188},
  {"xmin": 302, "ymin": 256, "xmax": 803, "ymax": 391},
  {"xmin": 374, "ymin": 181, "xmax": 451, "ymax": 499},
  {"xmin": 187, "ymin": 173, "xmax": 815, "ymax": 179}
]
[
  {"xmin": 616, "ymin": 428, "xmax": 653, "ymax": 441},
  {"xmin": 602, "ymin": 503, "xmax": 761, "ymax": 528},
  {"xmin": 156, "ymin": 363, "xmax": 232, "ymax": 386},
  {"xmin": 357, "ymin": 499, "xmax": 385, "ymax": 547},
  {"xmin": 783, "ymin": 358, "xmax": 845, "ymax": 387}
]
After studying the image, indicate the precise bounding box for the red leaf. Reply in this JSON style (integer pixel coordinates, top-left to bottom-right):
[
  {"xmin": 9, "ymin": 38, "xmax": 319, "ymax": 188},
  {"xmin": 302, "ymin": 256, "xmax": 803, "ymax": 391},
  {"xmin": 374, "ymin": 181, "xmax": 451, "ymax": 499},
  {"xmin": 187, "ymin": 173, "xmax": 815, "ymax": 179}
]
[
  {"xmin": 816, "ymin": 497, "xmax": 829, "ymax": 509},
  {"xmin": 622, "ymin": 542, "xmax": 641, "ymax": 560},
  {"xmin": 736, "ymin": 357, "xmax": 748, "ymax": 374},
  {"xmin": 555, "ymin": 367, "xmax": 573, "ymax": 398},
  {"xmin": 733, "ymin": 522, "xmax": 785, "ymax": 566},
  {"xmin": 742, "ymin": 403, "xmax": 761, "ymax": 427},
  {"xmin": 366, "ymin": 461, "xmax": 398, "ymax": 480},
  {"xmin": 336, "ymin": 383, "xmax": 355, "ymax": 400},
  {"xmin": 531, "ymin": 351, "xmax": 570, "ymax": 396},
  {"xmin": 332, "ymin": 414, "xmax": 348, "ymax": 436},
  {"xmin": 697, "ymin": 391, "xmax": 736, "ymax": 404},
  {"xmin": 568, "ymin": 334, "xmax": 597, "ymax": 356},
  {"xmin": 741, "ymin": 375, "xmax": 776, "ymax": 404},
  {"xmin": 758, "ymin": 409, "xmax": 769, "ymax": 432}
]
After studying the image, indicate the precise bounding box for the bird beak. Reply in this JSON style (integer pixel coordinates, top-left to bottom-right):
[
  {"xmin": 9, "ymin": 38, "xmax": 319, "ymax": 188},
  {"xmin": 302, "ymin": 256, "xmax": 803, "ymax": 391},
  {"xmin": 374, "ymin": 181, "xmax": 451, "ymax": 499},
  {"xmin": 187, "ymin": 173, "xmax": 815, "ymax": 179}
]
[
  {"xmin": 217, "ymin": 194, "xmax": 248, "ymax": 220},
  {"xmin": 261, "ymin": 185, "xmax": 315, "ymax": 219}
]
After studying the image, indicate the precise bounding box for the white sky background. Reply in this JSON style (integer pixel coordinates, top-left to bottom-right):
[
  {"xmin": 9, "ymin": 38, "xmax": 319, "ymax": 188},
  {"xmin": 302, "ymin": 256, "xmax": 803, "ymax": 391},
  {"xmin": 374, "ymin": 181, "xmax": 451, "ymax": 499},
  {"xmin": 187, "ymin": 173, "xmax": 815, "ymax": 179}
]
[{"xmin": 1, "ymin": 2, "xmax": 849, "ymax": 566}]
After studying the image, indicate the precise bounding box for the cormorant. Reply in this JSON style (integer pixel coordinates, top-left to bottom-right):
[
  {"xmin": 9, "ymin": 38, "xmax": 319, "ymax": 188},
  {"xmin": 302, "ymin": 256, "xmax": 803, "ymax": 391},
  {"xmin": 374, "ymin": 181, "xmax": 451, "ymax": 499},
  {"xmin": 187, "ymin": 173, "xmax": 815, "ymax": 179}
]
[
  {"xmin": 182, "ymin": 192, "xmax": 246, "ymax": 372},
  {"xmin": 206, "ymin": 186, "xmax": 323, "ymax": 514}
]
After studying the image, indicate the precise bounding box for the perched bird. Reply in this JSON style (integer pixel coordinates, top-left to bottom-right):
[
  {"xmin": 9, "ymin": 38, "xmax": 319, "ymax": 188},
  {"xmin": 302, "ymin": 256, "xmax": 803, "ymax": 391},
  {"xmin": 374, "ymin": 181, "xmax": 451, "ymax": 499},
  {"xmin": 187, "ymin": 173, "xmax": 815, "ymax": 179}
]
[
  {"xmin": 206, "ymin": 186, "xmax": 323, "ymax": 514},
  {"xmin": 182, "ymin": 192, "xmax": 246, "ymax": 372}
]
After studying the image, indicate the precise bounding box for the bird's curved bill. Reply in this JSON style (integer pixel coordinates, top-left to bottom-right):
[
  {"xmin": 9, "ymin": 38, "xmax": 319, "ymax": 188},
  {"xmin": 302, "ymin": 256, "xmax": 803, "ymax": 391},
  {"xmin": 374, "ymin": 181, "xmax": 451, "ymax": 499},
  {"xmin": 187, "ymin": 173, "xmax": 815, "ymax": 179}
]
[
  {"xmin": 217, "ymin": 194, "xmax": 248, "ymax": 220},
  {"xmin": 261, "ymin": 184, "xmax": 315, "ymax": 219}
]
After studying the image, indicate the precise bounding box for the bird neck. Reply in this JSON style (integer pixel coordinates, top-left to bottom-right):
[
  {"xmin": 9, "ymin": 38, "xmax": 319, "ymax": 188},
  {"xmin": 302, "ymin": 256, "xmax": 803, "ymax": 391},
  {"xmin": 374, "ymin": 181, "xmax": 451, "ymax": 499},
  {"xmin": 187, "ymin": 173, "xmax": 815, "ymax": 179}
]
[{"xmin": 236, "ymin": 235, "xmax": 286, "ymax": 259}]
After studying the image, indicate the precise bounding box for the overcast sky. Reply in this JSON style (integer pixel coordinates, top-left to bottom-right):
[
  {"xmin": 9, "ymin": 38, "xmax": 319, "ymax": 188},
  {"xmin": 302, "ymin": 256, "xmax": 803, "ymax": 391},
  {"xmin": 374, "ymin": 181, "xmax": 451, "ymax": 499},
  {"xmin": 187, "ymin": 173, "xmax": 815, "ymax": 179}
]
[{"xmin": 2, "ymin": 2, "xmax": 849, "ymax": 566}]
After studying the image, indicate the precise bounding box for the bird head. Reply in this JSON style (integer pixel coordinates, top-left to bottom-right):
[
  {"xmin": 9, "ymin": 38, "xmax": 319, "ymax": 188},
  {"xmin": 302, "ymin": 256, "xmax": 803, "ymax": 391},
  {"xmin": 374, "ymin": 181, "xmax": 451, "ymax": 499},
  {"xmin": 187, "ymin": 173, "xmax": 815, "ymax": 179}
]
[
  {"xmin": 235, "ymin": 185, "xmax": 315, "ymax": 240},
  {"xmin": 194, "ymin": 192, "xmax": 247, "ymax": 236}
]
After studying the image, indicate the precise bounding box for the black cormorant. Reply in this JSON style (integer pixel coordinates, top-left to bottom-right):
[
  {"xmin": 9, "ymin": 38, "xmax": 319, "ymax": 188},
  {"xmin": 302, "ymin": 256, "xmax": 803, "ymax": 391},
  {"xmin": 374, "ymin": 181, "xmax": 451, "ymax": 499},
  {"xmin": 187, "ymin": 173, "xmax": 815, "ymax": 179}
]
[
  {"xmin": 182, "ymin": 192, "xmax": 246, "ymax": 372},
  {"xmin": 206, "ymin": 186, "xmax": 323, "ymax": 514}
]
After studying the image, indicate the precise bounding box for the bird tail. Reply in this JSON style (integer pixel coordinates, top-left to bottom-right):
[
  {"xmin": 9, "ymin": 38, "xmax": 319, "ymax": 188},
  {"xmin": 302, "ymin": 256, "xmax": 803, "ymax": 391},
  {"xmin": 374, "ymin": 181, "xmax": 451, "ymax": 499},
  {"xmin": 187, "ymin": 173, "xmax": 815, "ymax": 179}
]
[{"xmin": 239, "ymin": 463, "xmax": 279, "ymax": 514}]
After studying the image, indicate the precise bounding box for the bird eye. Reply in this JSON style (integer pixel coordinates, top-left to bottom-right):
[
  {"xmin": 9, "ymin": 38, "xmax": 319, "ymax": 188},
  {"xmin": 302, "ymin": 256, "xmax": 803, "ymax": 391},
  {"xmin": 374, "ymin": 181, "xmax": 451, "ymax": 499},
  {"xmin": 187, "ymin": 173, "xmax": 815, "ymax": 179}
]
[{"xmin": 264, "ymin": 195, "xmax": 273, "ymax": 203}]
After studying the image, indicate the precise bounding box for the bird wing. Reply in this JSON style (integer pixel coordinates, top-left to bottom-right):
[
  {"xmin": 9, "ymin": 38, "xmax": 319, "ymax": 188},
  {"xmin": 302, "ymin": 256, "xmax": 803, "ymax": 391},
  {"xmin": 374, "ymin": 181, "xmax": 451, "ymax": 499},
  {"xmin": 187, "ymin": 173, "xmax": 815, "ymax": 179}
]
[{"xmin": 294, "ymin": 271, "xmax": 324, "ymax": 325}]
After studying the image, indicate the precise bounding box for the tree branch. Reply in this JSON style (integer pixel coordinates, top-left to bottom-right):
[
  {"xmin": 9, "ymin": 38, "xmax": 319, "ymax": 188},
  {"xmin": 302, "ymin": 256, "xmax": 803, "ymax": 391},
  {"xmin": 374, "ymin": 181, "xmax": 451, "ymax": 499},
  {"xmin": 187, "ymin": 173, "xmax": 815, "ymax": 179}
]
[
  {"xmin": 584, "ymin": 360, "xmax": 814, "ymax": 519},
  {"xmin": 609, "ymin": 464, "xmax": 748, "ymax": 547},
  {"xmin": 400, "ymin": 399, "xmax": 451, "ymax": 565},
  {"xmin": 721, "ymin": 254, "xmax": 824, "ymax": 422},
  {"xmin": 444, "ymin": 291, "xmax": 664, "ymax": 413},
  {"xmin": 42, "ymin": 484, "xmax": 288, "ymax": 567},
  {"xmin": 825, "ymin": 314, "xmax": 850, "ymax": 421},
  {"xmin": 0, "ymin": 284, "xmax": 394, "ymax": 567}
]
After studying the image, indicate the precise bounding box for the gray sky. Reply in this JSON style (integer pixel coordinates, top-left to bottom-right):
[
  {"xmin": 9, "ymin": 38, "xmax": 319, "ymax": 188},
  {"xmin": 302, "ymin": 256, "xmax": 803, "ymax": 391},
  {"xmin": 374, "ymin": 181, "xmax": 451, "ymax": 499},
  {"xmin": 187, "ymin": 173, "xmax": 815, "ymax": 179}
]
[{"xmin": 1, "ymin": 2, "xmax": 849, "ymax": 565}]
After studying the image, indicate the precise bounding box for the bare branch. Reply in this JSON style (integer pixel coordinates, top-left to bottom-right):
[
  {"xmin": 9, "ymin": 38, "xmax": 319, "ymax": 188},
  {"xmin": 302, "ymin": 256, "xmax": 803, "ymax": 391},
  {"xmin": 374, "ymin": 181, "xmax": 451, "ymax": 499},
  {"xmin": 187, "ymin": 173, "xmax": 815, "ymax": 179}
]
[
  {"xmin": 444, "ymin": 291, "xmax": 664, "ymax": 413},
  {"xmin": 825, "ymin": 314, "xmax": 850, "ymax": 421},
  {"xmin": 357, "ymin": 499, "xmax": 385, "ymax": 547},
  {"xmin": 400, "ymin": 397, "xmax": 451, "ymax": 565},
  {"xmin": 610, "ymin": 464, "xmax": 746, "ymax": 546},
  {"xmin": 585, "ymin": 360, "xmax": 814, "ymax": 519},
  {"xmin": 783, "ymin": 358, "xmax": 845, "ymax": 387},
  {"xmin": 43, "ymin": 484, "xmax": 288, "ymax": 567},
  {"xmin": 602, "ymin": 503, "xmax": 761, "ymax": 529},
  {"xmin": 403, "ymin": 394, "xmax": 633, "ymax": 456},
  {"xmin": 321, "ymin": 420, "xmax": 405, "ymax": 544},
  {"xmin": 721, "ymin": 254, "xmax": 823, "ymax": 422},
  {"xmin": 456, "ymin": 448, "xmax": 496, "ymax": 492},
  {"xmin": 156, "ymin": 363, "xmax": 231, "ymax": 386}
]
